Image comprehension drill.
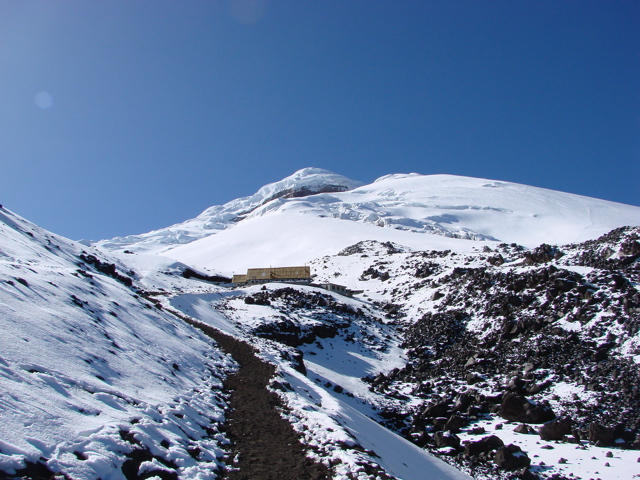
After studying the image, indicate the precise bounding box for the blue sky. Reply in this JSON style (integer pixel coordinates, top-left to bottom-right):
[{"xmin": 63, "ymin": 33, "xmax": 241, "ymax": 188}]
[{"xmin": 1, "ymin": 1, "xmax": 638, "ymax": 240}]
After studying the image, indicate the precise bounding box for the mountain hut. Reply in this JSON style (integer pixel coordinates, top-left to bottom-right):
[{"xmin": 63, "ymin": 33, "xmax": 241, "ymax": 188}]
[{"xmin": 232, "ymin": 266, "xmax": 311, "ymax": 285}]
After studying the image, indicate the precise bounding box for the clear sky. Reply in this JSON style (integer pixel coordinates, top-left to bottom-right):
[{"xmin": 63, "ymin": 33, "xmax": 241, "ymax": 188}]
[{"xmin": 1, "ymin": 1, "xmax": 638, "ymax": 240}]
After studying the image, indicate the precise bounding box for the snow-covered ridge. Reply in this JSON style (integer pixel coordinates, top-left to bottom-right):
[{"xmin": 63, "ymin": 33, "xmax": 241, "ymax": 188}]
[
  {"xmin": 373, "ymin": 172, "xmax": 422, "ymax": 183},
  {"xmin": 95, "ymin": 167, "xmax": 362, "ymax": 254},
  {"xmin": 0, "ymin": 208, "xmax": 233, "ymax": 479}
]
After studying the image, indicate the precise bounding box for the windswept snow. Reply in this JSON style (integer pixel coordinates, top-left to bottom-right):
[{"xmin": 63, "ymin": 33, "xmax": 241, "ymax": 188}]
[{"xmin": 161, "ymin": 210, "xmax": 480, "ymax": 276}]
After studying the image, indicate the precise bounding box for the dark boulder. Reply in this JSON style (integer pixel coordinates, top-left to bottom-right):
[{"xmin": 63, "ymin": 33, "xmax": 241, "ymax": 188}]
[
  {"xmin": 494, "ymin": 444, "xmax": 531, "ymax": 471},
  {"xmin": 422, "ymin": 400, "xmax": 451, "ymax": 418},
  {"xmin": 517, "ymin": 468, "xmax": 540, "ymax": 480},
  {"xmin": 499, "ymin": 393, "xmax": 555, "ymax": 424},
  {"xmin": 466, "ymin": 372, "xmax": 484, "ymax": 384},
  {"xmin": 539, "ymin": 417, "xmax": 573, "ymax": 441},
  {"xmin": 452, "ymin": 393, "xmax": 473, "ymax": 412},
  {"xmin": 468, "ymin": 426, "xmax": 486, "ymax": 435},
  {"xmin": 526, "ymin": 380, "xmax": 552, "ymax": 395},
  {"xmin": 433, "ymin": 431, "xmax": 461, "ymax": 449},
  {"xmin": 507, "ymin": 377, "xmax": 528, "ymax": 394},
  {"xmin": 514, "ymin": 424, "xmax": 534, "ymax": 435},
  {"xmin": 445, "ymin": 414, "xmax": 467, "ymax": 433},
  {"xmin": 463, "ymin": 435, "xmax": 504, "ymax": 457},
  {"xmin": 588, "ymin": 422, "xmax": 616, "ymax": 446}
]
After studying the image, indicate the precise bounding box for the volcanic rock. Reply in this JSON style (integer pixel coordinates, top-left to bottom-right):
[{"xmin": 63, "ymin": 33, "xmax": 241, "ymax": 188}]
[
  {"xmin": 588, "ymin": 422, "xmax": 616, "ymax": 446},
  {"xmin": 499, "ymin": 393, "xmax": 556, "ymax": 424},
  {"xmin": 463, "ymin": 435, "xmax": 504, "ymax": 457},
  {"xmin": 494, "ymin": 444, "xmax": 531, "ymax": 471},
  {"xmin": 434, "ymin": 431, "xmax": 461, "ymax": 449},
  {"xmin": 539, "ymin": 417, "xmax": 573, "ymax": 441}
]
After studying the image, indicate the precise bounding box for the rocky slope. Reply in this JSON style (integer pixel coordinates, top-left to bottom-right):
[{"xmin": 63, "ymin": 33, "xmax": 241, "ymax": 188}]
[{"xmin": 305, "ymin": 226, "xmax": 640, "ymax": 478}]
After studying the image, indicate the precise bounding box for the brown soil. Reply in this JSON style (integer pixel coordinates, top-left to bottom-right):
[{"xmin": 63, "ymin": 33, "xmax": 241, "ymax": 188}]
[{"xmin": 184, "ymin": 319, "xmax": 332, "ymax": 480}]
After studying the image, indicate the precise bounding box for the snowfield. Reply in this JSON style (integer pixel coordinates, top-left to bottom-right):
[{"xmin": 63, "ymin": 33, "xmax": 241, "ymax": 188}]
[{"xmin": 2, "ymin": 168, "xmax": 640, "ymax": 480}]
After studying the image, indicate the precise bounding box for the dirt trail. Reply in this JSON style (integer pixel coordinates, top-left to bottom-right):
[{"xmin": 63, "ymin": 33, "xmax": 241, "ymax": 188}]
[{"xmin": 184, "ymin": 319, "xmax": 331, "ymax": 480}]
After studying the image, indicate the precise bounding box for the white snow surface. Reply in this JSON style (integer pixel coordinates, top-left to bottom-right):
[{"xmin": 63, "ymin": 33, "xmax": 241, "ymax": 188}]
[
  {"xmin": 97, "ymin": 170, "xmax": 640, "ymax": 276},
  {"xmin": 0, "ymin": 208, "xmax": 233, "ymax": 479},
  {"xmin": 459, "ymin": 417, "xmax": 640, "ymax": 480}
]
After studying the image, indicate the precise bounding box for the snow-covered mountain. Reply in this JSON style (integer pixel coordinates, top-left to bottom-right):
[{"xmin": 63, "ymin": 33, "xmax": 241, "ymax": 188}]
[
  {"xmin": 96, "ymin": 168, "xmax": 363, "ymax": 254},
  {"xmin": 96, "ymin": 169, "xmax": 640, "ymax": 276},
  {"xmin": 2, "ymin": 169, "xmax": 640, "ymax": 480}
]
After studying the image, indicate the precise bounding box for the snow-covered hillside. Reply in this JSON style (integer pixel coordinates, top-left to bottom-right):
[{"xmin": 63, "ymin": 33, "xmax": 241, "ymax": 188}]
[
  {"xmin": 97, "ymin": 169, "xmax": 640, "ymax": 276},
  {"xmin": 0, "ymin": 208, "xmax": 234, "ymax": 479},
  {"xmin": 163, "ymin": 227, "xmax": 640, "ymax": 480}
]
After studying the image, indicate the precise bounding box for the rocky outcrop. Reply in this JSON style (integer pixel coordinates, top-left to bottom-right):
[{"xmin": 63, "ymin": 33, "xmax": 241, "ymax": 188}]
[
  {"xmin": 351, "ymin": 227, "xmax": 640, "ymax": 478},
  {"xmin": 588, "ymin": 422, "xmax": 617, "ymax": 447}
]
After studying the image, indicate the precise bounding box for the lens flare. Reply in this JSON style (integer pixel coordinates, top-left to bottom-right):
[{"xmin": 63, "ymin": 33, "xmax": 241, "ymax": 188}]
[{"xmin": 34, "ymin": 91, "xmax": 53, "ymax": 109}]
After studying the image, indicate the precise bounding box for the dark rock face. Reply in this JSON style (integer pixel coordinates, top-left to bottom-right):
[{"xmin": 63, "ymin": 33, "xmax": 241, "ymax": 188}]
[
  {"xmin": 79, "ymin": 253, "xmax": 135, "ymax": 286},
  {"xmin": 382, "ymin": 227, "xmax": 640, "ymax": 446},
  {"xmin": 494, "ymin": 444, "xmax": 531, "ymax": 471},
  {"xmin": 252, "ymin": 317, "xmax": 305, "ymax": 346},
  {"xmin": 463, "ymin": 435, "xmax": 504, "ymax": 457},
  {"xmin": 262, "ymin": 183, "xmax": 355, "ymax": 206},
  {"xmin": 182, "ymin": 268, "xmax": 231, "ymax": 283},
  {"xmin": 499, "ymin": 393, "xmax": 555, "ymax": 424},
  {"xmin": 523, "ymin": 243, "xmax": 564, "ymax": 265},
  {"xmin": 539, "ymin": 417, "xmax": 573, "ymax": 441},
  {"xmin": 243, "ymin": 288, "xmax": 356, "ymax": 346}
]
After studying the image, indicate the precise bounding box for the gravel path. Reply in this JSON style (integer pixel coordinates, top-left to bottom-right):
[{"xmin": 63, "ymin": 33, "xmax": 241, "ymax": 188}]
[{"xmin": 185, "ymin": 319, "xmax": 331, "ymax": 480}]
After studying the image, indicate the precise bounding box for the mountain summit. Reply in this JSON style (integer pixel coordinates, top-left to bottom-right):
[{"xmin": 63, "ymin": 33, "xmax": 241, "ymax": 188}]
[
  {"xmin": 97, "ymin": 169, "xmax": 640, "ymax": 274},
  {"xmin": 96, "ymin": 168, "xmax": 362, "ymax": 254}
]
